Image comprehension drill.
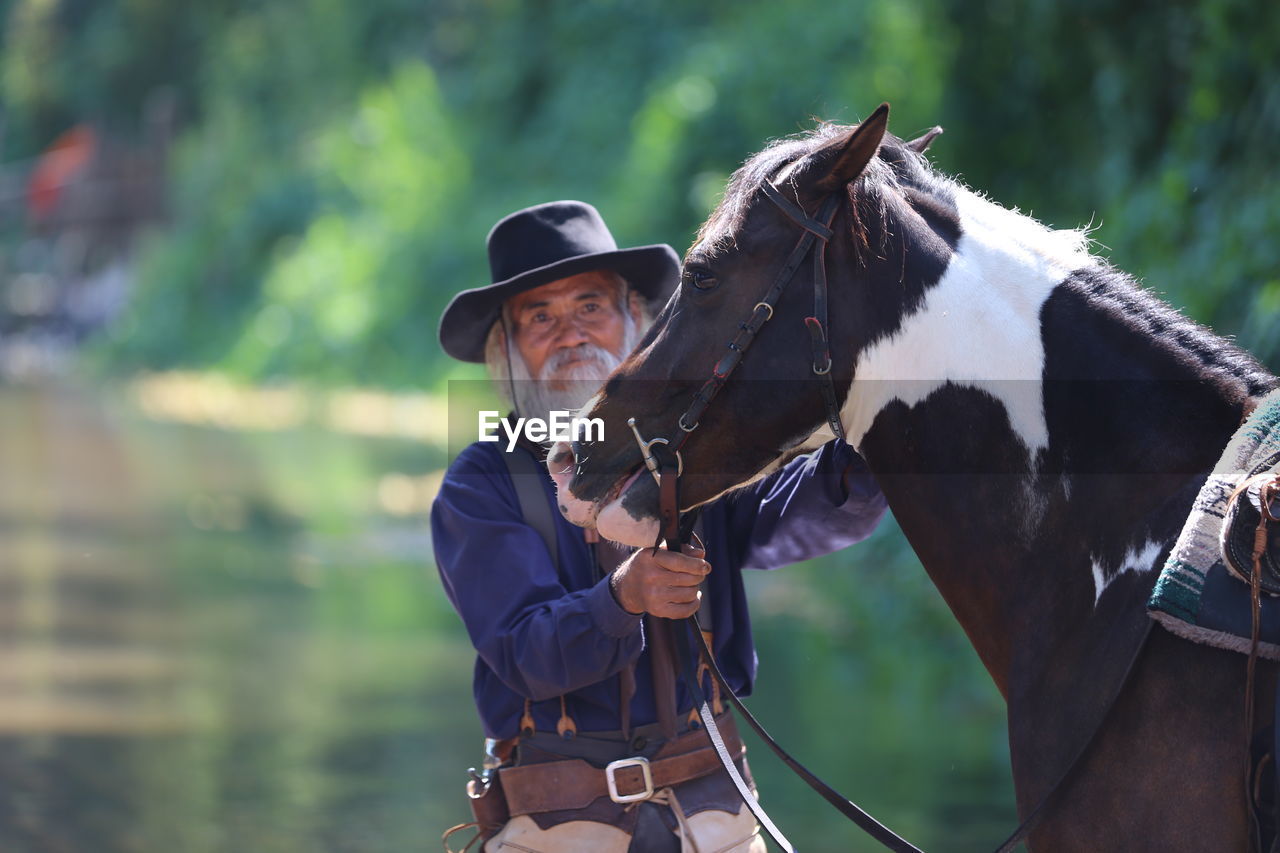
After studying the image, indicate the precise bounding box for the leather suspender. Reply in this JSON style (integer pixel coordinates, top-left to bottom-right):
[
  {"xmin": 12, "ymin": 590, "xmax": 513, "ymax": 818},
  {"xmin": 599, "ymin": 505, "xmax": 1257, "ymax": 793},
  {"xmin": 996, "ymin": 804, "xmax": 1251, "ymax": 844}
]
[{"xmin": 503, "ymin": 443, "xmax": 559, "ymax": 571}]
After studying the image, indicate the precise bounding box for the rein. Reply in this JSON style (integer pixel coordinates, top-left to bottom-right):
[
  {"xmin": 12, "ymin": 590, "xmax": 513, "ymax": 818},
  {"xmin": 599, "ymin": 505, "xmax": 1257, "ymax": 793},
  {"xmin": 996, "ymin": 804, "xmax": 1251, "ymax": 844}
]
[
  {"xmin": 649, "ymin": 446, "xmax": 918, "ymax": 853},
  {"xmin": 624, "ymin": 180, "xmax": 1154, "ymax": 852}
]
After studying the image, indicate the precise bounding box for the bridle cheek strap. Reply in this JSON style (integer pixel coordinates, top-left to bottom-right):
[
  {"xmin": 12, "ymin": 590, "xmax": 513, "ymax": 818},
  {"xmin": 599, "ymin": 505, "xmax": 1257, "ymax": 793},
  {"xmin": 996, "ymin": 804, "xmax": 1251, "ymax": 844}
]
[
  {"xmin": 673, "ymin": 183, "xmax": 847, "ymax": 448},
  {"xmin": 807, "ymin": 317, "xmax": 846, "ymax": 441},
  {"xmin": 759, "ymin": 182, "xmax": 847, "ymax": 443},
  {"xmin": 675, "ymin": 198, "xmax": 824, "ymax": 440},
  {"xmin": 804, "ymin": 213, "xmax": 845, "ymax": 442}
]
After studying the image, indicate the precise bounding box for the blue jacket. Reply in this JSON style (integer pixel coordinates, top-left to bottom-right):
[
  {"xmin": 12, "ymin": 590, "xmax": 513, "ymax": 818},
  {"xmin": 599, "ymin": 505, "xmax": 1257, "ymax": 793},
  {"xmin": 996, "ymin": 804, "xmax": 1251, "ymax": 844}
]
[{"xmin": 430, "ymin": 439, "xmax": 886, "ymax": 739}]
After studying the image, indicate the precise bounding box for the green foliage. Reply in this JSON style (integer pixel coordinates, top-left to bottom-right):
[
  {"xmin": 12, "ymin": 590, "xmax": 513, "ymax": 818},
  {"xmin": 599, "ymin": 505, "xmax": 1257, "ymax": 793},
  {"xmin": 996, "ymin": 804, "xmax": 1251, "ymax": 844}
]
[
  {"xmin": 934, "ymin": 0, "xmax": 1280, "ymax": 364},
  {"xmin": 5, "ymin": 0, "xmax": 1278, "ymax": 378},
  {"xmin": 218, "ymin": 62, "xmax": 470, "ymax": 380},
  {"xmin": 743, "ymin": 516, "xmax": 1015, "ymax": 849}
]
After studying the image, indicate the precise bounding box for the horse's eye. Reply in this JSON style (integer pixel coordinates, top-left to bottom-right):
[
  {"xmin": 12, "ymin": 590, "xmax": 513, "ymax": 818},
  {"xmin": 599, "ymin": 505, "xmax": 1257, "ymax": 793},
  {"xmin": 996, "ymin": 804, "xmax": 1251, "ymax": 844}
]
[{"xmin": 683, "ymin": 266, "xmax": 718, "ymax": 291}]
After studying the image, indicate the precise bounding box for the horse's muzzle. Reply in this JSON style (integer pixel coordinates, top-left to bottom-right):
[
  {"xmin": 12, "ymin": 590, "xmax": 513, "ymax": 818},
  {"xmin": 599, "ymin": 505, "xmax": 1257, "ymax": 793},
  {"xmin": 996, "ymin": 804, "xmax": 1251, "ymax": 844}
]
[{"xmin": 547, "ymin": 440, "xmax": 597, "ymax": 527}]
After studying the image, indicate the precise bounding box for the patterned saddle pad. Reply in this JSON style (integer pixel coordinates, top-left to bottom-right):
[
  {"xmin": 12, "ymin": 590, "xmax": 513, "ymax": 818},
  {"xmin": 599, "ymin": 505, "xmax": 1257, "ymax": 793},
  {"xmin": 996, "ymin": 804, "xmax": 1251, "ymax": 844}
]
[{"xmin": 1148, "ymin": 389, "xmax": 1280, "ymax": 660}]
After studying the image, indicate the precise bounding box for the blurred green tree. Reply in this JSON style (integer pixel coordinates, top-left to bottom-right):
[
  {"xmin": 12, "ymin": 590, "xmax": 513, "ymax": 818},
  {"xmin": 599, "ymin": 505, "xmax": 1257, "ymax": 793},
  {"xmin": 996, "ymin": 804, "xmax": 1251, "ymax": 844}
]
[{"xmin": 0, "ymin": 0, "xmax": 1273, "ymax": 382}]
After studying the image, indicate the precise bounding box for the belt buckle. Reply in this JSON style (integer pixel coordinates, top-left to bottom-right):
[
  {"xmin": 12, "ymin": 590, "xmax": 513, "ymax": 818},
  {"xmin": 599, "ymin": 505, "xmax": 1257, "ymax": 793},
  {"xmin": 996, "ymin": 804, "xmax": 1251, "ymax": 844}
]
[{"xmin": 605, "ymin": 756, "xmax": 654, "ymax": 803}]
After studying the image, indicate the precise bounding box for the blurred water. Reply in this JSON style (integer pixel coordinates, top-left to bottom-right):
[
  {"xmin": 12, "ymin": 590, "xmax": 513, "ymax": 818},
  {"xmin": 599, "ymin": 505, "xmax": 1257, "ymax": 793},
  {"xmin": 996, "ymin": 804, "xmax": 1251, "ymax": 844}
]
[{"xmin": 0, "ymin": 383, "xmax": 1015, "ymax": 853}]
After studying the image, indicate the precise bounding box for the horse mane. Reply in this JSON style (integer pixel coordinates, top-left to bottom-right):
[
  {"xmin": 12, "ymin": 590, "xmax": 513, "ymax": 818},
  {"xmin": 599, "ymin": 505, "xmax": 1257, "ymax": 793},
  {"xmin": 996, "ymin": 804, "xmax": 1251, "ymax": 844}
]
[
  {"xmin": 699, "ymin": 122, "xmax": 1277, "ymax": 399},
  {"xmin": 1067, "ymin": 263, "xmax": 1277, "ymax": 398}
]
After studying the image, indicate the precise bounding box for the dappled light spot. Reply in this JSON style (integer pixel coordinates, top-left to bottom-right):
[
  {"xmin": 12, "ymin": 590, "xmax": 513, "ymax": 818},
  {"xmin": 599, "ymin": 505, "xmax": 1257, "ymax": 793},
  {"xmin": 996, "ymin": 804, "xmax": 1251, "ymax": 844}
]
[
  {"xmin": 132, "ymin": 372, "xmax": 309, "ymax": 432},
  {"xmin": 326, "ymin": 389, "xmax": 446, "ymax": 443},
  {"xmin": 377, "ymin": 474, "xmax": 417, "ymax": 516},
  {"xmin": 377, "ymin": 471, "xmax": 444, "ymax": 517},
  {"xmin": 671, "ymin": 75, "xmax": 716, "ymax": 116},
  {"xmin": 128, "ymin": 371, "xmax": 450, "ymax": 445}
]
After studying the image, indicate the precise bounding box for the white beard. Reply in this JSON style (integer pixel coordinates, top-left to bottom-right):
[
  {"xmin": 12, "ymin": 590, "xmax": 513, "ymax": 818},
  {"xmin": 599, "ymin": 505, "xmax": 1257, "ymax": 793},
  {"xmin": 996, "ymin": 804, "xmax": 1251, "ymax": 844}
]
[{"xmin": 508, "ymin": 315, "xmax": 640, "ymax": 426}]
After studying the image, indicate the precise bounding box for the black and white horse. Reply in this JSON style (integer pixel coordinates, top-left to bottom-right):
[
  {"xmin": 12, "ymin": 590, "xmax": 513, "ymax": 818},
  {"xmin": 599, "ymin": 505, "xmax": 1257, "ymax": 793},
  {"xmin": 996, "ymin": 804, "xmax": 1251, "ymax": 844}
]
[{"xmin": 550, "ymin": 105, "xmax": 1279, "ymax": 849}]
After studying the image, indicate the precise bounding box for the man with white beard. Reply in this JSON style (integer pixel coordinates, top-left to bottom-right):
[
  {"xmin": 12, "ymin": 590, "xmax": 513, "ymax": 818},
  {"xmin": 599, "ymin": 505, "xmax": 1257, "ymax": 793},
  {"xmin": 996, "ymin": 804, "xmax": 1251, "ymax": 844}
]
[{"xmin": 432, "ymin": 201, "xmax": 886, "ymax": 852}]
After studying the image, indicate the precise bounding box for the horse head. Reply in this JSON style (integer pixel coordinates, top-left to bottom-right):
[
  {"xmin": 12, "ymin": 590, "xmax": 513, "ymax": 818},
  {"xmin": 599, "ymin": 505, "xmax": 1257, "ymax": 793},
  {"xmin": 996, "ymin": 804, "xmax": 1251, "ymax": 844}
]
[{"xmin": 549, "ymin": 104, "xmax": 939, "ymax": 546}]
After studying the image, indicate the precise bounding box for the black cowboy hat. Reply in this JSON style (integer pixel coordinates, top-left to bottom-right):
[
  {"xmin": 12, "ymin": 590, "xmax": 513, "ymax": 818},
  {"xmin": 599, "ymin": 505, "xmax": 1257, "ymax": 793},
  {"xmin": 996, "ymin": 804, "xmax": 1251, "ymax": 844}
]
[{"xmin": 439, "ymin": 200, "xmax": 680, "ymax": 363}]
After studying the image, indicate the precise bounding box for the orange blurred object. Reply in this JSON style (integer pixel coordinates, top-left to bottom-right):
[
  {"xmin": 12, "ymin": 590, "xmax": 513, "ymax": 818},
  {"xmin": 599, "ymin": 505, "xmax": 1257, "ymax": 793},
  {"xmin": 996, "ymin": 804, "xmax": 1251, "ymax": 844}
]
[{"xmin": 26, "ymin": 124, "xmax": 98, "ymax": 222}]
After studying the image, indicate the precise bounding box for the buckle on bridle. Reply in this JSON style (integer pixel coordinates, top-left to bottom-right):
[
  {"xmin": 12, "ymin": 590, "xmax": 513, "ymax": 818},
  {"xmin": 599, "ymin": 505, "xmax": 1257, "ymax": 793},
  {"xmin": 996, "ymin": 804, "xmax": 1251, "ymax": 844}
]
[{"xmin": 605, "ymin": 756, "xmax": 654, "ymax": 803}]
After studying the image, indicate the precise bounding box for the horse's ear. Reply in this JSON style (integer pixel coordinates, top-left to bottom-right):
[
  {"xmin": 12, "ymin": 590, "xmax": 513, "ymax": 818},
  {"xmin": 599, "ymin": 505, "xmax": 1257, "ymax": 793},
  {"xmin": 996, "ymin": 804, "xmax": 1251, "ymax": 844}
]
[
  {"xmin": 906, "ymin": 126, "xmax": 943, "ymax": 153},
  {"xmin": 816, "ymin": 102, "xmax": 890, "ymax": 192}
]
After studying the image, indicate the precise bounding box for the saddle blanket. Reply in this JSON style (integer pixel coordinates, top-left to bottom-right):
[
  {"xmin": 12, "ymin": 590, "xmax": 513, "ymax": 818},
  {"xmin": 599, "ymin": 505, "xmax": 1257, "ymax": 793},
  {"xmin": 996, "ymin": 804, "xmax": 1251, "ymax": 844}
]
[{"xmin": 1148, "ymin": 388, "xmax": 1280, "ymax": 660}]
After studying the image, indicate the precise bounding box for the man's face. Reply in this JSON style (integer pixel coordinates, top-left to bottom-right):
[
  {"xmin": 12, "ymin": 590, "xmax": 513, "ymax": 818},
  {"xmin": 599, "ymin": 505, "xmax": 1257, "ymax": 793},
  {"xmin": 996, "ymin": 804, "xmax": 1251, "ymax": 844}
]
[{"xmin": 507, "ymin": 270, "xmax": 635, "ymax": 386}]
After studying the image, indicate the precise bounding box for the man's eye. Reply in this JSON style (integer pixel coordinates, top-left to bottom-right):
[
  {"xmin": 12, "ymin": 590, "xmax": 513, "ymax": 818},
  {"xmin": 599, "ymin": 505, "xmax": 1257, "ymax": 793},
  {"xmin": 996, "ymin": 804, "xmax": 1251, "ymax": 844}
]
[
  {"xmin": 683, "ymin": 267, "xmax": 718, "ymax": 291},
  {"xmin": 582, "ymin": 303, "xmax": 599, "ymax": 313},
  {"xmin": 532, "ymin": 312, "xmax": 551, "ymax": 324}
]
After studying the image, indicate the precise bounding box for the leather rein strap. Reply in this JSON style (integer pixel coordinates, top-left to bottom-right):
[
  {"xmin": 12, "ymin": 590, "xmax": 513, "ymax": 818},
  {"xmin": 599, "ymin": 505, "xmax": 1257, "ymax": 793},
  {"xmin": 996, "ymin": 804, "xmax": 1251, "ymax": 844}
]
[
  {"xmin": 636, "ymin": 182, "xmax": 1155, "ymax": 851},
  {"xmin": 655, "ymin": 450, "xmax": 916, "ymax": 852}
]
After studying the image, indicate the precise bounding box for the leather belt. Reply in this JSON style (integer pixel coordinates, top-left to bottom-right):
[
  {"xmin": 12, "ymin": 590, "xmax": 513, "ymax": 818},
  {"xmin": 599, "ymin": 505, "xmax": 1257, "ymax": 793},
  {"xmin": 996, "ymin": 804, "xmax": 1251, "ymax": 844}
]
[{"xmin": 500, "ymin": 716, "xmax": 745, "ymax": 816}]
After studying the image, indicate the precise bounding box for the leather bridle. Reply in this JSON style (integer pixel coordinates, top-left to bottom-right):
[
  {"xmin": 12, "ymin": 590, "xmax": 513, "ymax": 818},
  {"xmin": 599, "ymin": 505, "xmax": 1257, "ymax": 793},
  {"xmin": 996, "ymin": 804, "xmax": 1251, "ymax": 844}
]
[{"xmin": 628, "ymin": 181, "xmax": 849, "ymax": 493}]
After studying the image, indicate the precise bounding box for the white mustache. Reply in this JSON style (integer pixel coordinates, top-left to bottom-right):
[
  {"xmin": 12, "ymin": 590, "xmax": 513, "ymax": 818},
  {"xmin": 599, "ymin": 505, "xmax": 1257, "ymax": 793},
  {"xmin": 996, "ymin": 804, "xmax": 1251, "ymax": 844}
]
[{"xmin": 540, "ymin": 345, "xmax": 616, "ymax": 380}]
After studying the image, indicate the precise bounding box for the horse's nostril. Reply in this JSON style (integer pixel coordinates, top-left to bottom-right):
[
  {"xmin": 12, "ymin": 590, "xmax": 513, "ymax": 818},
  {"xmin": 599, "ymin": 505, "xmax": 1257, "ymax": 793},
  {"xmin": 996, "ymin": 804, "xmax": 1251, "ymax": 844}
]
[{"xmin": 548, "ymin": 442, "xmax": 575, "ymax": 476}]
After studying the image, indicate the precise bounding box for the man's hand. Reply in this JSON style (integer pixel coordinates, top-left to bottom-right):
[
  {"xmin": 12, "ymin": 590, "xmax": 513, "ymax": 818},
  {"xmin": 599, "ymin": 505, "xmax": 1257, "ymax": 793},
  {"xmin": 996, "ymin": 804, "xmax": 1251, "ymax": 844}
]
[{"xmin": 610, "ymin": 544, "xmax": 710, "ymax": 619}]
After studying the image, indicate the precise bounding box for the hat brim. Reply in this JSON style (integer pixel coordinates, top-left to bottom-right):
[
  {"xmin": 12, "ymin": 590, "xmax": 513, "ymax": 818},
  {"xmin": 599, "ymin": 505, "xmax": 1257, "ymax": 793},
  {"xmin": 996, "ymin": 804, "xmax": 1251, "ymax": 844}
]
[{"xmin": 439, "ymin": 244, "xmax": 680, "ymax": 363}]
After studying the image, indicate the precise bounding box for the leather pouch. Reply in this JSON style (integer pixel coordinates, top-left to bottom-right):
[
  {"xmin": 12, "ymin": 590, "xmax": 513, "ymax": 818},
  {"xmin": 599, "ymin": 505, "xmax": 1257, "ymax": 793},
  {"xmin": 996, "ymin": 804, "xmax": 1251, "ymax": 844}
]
[{"xmin": 1223, "ymin": 456, "xmax": 1280, "ymax": 596}]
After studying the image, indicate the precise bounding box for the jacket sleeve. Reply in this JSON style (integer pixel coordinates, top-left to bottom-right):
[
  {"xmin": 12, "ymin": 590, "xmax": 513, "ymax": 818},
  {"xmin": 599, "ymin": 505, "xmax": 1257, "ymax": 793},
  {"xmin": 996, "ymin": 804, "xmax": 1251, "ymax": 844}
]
[
  {"xmin": 724, "ymin": 439, "xmax": 887, "ymax": 571},
  {"xmin": 430, "ymin": 447, "xmax": 644, "ymax": 701}
]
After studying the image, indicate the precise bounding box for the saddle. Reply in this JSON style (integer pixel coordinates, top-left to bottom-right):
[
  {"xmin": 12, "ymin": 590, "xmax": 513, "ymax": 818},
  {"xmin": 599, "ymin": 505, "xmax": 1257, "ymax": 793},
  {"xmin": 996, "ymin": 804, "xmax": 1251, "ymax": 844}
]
[
  {"xmin": 1149, "ymin": 389, "xmax": 1280, "ymax": 659},
  {"xmin": 1223, "ymin": 456, "xmax": 1280, "ymax": 596}
]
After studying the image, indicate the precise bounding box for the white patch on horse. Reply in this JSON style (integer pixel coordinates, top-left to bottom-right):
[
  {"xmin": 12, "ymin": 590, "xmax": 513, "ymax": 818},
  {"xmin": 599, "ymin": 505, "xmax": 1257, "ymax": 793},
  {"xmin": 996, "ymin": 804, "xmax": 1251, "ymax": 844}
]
[
  {"xmin": 596, "ymin": 498, "xmax": 658, "ymax": 548},
  {"xmin": 840, "ymin": 186, "xmax": 1095, "ymax": 459},
  {"xmin": 1090, "ymin": 539, "xmax": 1164, "ymax": 604}
]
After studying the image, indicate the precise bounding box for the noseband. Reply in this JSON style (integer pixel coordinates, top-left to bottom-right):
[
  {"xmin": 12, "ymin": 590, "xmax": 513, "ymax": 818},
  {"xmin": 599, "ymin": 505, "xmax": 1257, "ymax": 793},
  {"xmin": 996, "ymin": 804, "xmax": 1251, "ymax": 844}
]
[{"xmin": 631, "ymin": 182, "xmax": 848, "ymax": 486}]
